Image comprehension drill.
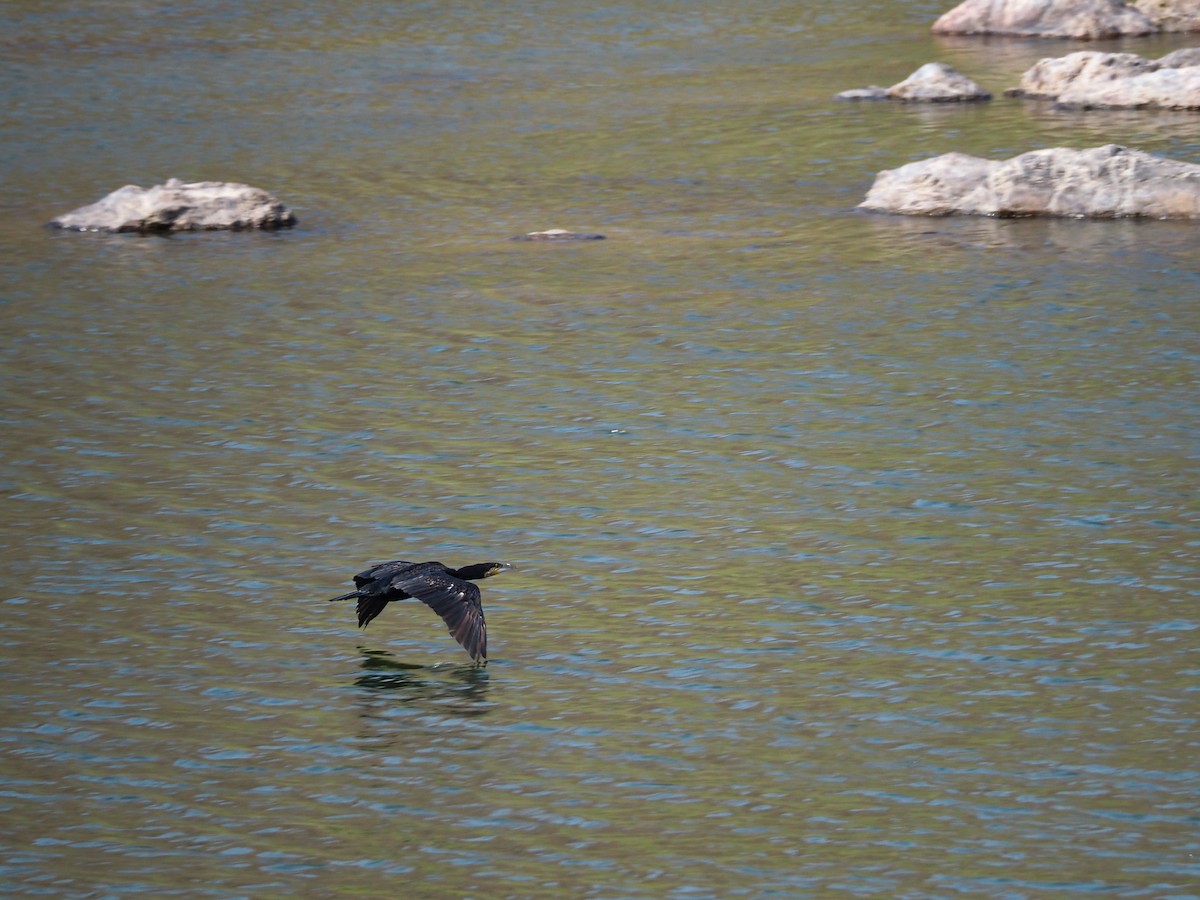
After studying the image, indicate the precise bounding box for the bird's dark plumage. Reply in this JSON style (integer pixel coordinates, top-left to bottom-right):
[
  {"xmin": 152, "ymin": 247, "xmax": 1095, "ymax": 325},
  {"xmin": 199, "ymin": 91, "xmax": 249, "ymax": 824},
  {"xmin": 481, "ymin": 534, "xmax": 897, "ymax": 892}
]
[{"xmin": 329, "ymin": 560, "xmax": 511, "ymax": 663}]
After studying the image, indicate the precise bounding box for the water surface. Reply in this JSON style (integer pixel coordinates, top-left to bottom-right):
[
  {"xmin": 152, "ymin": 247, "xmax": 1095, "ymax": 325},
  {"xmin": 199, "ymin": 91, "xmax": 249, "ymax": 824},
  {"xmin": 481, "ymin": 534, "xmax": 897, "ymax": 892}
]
[{"xmin": 2, "ymin": 2, "xmax": 1199, "ymax": 897}]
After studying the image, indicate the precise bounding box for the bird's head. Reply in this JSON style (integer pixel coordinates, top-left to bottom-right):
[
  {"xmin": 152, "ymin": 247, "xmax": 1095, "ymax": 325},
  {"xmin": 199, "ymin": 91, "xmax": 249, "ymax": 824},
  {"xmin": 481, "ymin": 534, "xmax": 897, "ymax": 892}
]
[
  {"xmin": 483, "ymin": 562, "xmax": 513, "ymax": 578},
  {"xmin": 455, "ymin": 561, "xmax": 513, "ymax": 581}
]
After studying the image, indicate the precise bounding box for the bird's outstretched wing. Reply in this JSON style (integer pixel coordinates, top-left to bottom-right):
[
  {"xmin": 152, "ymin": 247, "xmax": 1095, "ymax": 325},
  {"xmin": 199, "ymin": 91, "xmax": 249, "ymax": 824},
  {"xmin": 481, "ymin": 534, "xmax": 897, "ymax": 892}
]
[
  {"xmin": 385, "ymin": 563, "xmax": 487, "ymax": 663},
  {"xmin": 353, "ymin": 559, "xmax": 417, "ymax": 588}
]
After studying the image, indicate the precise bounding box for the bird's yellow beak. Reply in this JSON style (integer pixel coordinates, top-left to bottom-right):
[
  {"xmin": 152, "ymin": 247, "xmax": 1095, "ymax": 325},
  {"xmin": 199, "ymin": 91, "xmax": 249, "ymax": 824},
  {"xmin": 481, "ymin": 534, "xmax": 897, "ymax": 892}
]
[{"xmin": 489, "ymin": 563, "xmax": 513, "ymax": 577}]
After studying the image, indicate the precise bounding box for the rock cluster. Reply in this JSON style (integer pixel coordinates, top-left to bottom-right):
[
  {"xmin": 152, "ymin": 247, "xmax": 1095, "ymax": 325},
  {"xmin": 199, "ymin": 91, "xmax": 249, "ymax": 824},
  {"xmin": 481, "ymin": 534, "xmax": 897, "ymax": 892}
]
[
  {"xmin": 50, "ymin": 179, "xmax": 297, "ymax": 233},
  {"xmin": 858, "ymin": 144, "xmax": 1200, "ymax": 218},
  {"xmin": 49, "ymin": 3, "xmax": 1200, "ymax": 234},
  {"xmin": 855, "ymin": 4, "xmax": 1200, "ymax": 217}
]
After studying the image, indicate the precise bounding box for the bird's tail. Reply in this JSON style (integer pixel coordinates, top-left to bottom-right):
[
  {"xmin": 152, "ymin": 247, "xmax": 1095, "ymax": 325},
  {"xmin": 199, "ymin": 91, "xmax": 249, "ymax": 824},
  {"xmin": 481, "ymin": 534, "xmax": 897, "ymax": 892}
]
[{"xmin": 329, "ymin": 590, "xmax": 388, "ymax": 628}]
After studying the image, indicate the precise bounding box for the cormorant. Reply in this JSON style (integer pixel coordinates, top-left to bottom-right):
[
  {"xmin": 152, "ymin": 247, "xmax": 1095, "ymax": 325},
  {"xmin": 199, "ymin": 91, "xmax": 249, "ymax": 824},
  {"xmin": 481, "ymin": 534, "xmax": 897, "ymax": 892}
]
[{"xmin": 329, "ymin": 560, "xmax": 511, "ymax": 663}]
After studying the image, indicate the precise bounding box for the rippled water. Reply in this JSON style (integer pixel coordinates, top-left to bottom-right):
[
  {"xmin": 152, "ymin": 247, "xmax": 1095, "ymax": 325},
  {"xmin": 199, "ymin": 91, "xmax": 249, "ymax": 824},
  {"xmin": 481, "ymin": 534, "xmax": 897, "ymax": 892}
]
[{"xmin": 2, "ymin": 1, "xmax": 1199, "ymax": 896}]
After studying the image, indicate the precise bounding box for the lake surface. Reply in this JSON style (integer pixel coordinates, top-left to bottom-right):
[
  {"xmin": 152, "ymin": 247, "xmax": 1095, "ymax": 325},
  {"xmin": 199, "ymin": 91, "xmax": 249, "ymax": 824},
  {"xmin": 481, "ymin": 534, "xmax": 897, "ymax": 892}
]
[{"xmin": 2, "ymin": 1, "xmax": 1199, "ymax": 896}]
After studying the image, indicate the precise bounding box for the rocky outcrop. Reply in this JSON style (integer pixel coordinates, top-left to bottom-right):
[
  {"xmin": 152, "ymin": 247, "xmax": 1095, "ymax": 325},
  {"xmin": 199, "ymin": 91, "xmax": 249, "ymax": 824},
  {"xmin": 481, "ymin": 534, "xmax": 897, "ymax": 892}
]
[
  {"xmin": 837, "ymin": 63, "xmax": 991, "ymax": 102},
  {"xmin": 859, "ymin": 145, "xmax": 1200, "ymax": 218},
  {"xmin": 1008, "ymin": 50, "xmax": 1200, "ymax": 108},
  {"xmin": 50, "ymin": 179, "xmax": 297, "ymax": 233},
  {"xmin": 932, "ymin": 0, "xmax": 1158, "ymax": 38}
]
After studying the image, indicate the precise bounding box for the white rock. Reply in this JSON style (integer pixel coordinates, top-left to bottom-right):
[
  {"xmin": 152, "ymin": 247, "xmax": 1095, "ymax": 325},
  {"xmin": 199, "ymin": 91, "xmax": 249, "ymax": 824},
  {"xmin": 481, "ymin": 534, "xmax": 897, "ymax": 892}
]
[
  {"xmin": 887, "ymin": 62, "xmax": 993, "ymax": 101},
  {"xmin": 1009, "ymin": 49, "xmax": 1200, "ymax": 107},
  {"xmin": 1012, "ymin": 51, "xmax": 1159, "ymax": 98},
  {"xmin": 858, "ymin": 153, "xmax": 1001, "ymax": 216},
  {"xmin": 1058, "ymin": 64, "xmax": 1200, "ymax": 107},
  {"xmin": 932, "ymin": 0, "xmax": 1158, "ymax": 39},
  {"xmin": 50, "ymin": 179, "xmax": 297, "ymax": 233},
  {"xmin": 860, "ymin": 145, "xmax": 1200, "ymax": 218}
]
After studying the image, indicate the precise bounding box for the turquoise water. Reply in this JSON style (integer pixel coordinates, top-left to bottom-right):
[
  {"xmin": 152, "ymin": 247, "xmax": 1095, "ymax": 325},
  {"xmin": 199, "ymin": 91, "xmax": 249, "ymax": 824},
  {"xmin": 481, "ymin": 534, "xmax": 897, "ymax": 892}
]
[{"xmin": 2, "ymin": 2, "xmax": 1199, "ymax": 896}]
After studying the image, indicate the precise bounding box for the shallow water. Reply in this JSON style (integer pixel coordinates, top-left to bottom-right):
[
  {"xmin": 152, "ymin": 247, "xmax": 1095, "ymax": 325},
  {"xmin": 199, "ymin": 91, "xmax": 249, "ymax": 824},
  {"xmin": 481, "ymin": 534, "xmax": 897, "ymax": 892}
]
[{"xmin": 2, "ymin": 1, "xmax": 1199, "ymax": 897}]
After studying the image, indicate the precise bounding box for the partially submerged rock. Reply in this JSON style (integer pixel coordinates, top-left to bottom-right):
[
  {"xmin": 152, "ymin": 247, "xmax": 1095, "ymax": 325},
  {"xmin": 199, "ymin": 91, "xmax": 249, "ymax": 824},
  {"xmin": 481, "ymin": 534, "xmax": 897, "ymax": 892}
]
[
  {"xmin": 887, "ymin": 62, "xmax": 993, "ymax": 101},
  {"xmin": 859, "ymin": 145, "xmax": 1200, "ymax": 218},
  {"xmin": 932, "ymin": 0, "xmax": 1158, "ymax": 38},
  {"xmin": 1010, "ymin": 51, "xmax": 1158, "ymax": 98},
  {"xmin": 50, "ymin": 179, "xmax": 297, "ymax": 233},
  {"xmin": 1057, "ymin": 64, "xmax": 1200, "ymax": 107},
  {"xmin": 1008, "ymin": 49, "xmax": 1200, "ymax": 108},
  {"xmin": 835, "ymin": 85, "xmax": 890, "ymax": 101},
  {"xmin": 837, "ymin": 63, "xmax": 991, "ymax": 102},
  {"xmin": 512, "ymin": 229, "xmax": 606, "ymax": 241},
  {"xmin": 859, "ymin": 153, "xmax": 1001, "ymax": 216}
]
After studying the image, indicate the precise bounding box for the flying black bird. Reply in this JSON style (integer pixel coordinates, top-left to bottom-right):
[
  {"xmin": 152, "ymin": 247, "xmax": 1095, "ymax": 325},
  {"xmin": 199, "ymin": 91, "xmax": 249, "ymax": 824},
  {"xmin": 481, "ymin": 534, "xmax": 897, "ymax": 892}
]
[{"xmin": 329, "ymin": 560, "xmax": 511, "ymax": 663}]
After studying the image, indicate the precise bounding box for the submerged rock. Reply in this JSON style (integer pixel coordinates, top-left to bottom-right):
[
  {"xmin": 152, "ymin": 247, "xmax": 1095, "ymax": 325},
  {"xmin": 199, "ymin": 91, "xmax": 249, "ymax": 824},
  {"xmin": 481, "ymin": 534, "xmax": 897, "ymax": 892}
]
[
  {"xmin": 835, "ymin": 85, "xmax": 891, "ymax": 101},
  {"xmin": 50, "ymin": 179, "xmax": 297, "ymax": 233},
  {"xmin": 1008, "ymin": 49, "xmax": 1200, "ymax": 108},
  {"xmin": 932, "ymin": 0, "xmax": 1158, "ymax": 38},
  {"xmin": 512, "ymin": 229, "xmax": 606, "ymax": 241},
  {"xmin": 859, "ymin": 145, "xmax": 1200, "ymax": 218},
  {"xmin": 838, "ymin": 63, "xmax": 990, "ymax": 102}
]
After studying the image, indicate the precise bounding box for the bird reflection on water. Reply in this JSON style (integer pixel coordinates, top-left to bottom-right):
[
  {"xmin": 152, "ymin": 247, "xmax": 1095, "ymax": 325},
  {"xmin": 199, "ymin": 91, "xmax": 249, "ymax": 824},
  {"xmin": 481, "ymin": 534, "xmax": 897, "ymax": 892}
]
[{"xmin": 354, "ymin": 647, "xmax": 493, "ymax": 720}]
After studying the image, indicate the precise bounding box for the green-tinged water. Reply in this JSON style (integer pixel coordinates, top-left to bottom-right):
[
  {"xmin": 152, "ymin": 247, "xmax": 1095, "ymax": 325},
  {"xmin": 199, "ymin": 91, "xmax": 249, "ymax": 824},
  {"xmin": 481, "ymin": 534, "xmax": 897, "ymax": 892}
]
[{"xmin": 1, "ymin": 2, "xmax": 1198, "ymax": 896}]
